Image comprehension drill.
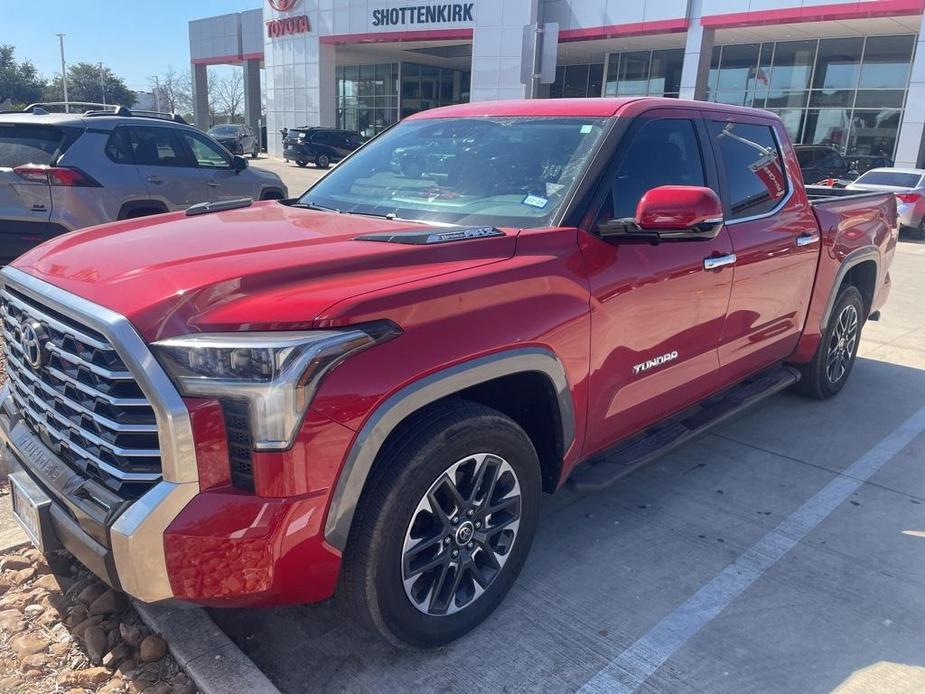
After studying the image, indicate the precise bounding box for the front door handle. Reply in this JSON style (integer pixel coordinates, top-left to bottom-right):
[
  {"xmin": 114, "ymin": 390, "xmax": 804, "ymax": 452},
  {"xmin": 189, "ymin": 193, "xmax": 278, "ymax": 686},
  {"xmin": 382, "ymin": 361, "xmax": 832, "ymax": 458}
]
[
  {"xmin": 795, "ymin": 233, "xmax": 819, "ymax": 247},
  {"xmin": 206, "ymin": 180, "xmax": 220, "ymax": 188},
  {"xmin": 703, "ymin": 253, "xmax": 737, "ymax": 271},
  {"xmin": 145, "ymin": 175, "xmax": 163, "ymax": 185}
]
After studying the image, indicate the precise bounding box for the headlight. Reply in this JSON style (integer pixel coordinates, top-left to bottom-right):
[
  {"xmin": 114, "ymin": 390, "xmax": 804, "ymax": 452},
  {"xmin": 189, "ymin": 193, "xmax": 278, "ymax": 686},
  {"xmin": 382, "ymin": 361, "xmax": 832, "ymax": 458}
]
[{"xmin": 152, "ymin": 322, "xmax": 399, "ymax": 450}]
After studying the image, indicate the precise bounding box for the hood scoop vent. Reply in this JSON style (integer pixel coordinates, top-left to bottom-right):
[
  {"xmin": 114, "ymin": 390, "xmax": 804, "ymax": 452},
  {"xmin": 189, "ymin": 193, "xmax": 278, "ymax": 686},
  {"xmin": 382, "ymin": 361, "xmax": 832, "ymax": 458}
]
[{"xmin": 355, "ymin": 227, "xmax": 504, "ymax": 245}]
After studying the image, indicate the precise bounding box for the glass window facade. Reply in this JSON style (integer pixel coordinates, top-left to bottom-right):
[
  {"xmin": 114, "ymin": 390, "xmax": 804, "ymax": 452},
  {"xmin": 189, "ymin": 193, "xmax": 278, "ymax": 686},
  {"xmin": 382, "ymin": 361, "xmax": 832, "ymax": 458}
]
[
  {"xmin": 549, "ymin": 63, "xmax": 604, "ymax": 98},
  {"xmin": 706, "ymin": 35, "xmax": 916, "ymax": 160},
  {"xmin": 336, "ymin": 62, "xmax": 469, "ymax": 138},
  {"xmin": 604, "ymin": 49, "xmax": 684, "ymax": 97}
]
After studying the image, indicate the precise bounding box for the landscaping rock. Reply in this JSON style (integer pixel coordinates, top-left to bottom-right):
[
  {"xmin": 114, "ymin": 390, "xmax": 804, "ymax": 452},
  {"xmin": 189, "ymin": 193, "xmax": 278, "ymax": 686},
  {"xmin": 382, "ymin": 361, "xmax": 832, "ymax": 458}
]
[
  {"xmin": 33, "ymin": 573, "xmax": 60, "ymax": 592},
  {"xmin": 138, "ymin": 634, "xmax": 167, "ymax": 663},
  {"xmin": 20, "ymin": 653, "xmax": 45, "ymax": 670},
  {"xmin": 89, "ymin": 589, "xmax": 125, "ymax": 616},
  {"xmin": 119, "ymin": 622, "xmax": 145, "ymax": 646},
  {"xmin": 0, "ymin": 676, "xmax": 23, "ymax": 690},
  {"xmin": 104, "ymin": 644, "xmax": 132, "ymax": 667},
  {"xmin": 0, "ymin": 607, "xmax": 22, "ymax": 630},
  {"xmin": 72, "ymin": 613, "xmax": 104, "ymax": 637},
  {"xmin": 11, "ymin": 634, "xmax": 46, "ymax": 659},
  {"xmin": 76, "ymin": 582, "xmax": 106, "ymax": 605},
  {"xmin": 0, "ymin": 555, "xmax": 31, "ymax": 572},
  {"xmin": 75, "ymin": 666, "xmax": 112, "ymax": 688},
  {"xmin": 12, "ymin": 567, "xmax": 36, "ymax": 585},
  {"xmin": 84, "ymin": 624, "xmax": 109, "ymax": 663}
]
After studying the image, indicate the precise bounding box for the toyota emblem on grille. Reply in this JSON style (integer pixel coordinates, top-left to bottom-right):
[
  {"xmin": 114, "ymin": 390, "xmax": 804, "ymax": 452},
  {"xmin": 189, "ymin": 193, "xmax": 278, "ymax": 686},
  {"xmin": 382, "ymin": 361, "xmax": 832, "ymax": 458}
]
[{"xmin": 19, "ymin": 321, "xmax": 48, "ymax": 370}]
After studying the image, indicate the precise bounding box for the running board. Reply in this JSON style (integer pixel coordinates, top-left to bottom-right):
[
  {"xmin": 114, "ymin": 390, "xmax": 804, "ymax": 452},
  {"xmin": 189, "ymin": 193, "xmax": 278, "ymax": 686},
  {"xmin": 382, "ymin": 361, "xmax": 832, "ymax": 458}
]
[{"xmin": 567, "ymin": 366, "xmax": 801, "ymax": 493}]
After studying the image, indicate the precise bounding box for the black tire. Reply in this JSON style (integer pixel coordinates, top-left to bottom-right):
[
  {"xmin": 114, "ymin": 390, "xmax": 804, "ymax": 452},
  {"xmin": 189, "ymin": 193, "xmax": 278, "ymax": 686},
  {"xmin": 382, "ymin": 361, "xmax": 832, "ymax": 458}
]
[
  {"xmin": 339, "ymin": 400, "xmax": 541, "ymax": 648},
  {"xmin": 316, "ymin": 153, "xmax": 331, "ymax": 169},
  {"xmin": 250, "ymin": 145, "xmax": 259, "ymax": 159},
  {"xmin": 295, "ymin": 160, "xmax": 308, "ymax": 168},
  {"xmin": 906, "ymin": 220, "xmax": 925, "ymax": 240},
  {"xmin": 793, "ymin": 285, "xmax": 864, "ymax": 399}
]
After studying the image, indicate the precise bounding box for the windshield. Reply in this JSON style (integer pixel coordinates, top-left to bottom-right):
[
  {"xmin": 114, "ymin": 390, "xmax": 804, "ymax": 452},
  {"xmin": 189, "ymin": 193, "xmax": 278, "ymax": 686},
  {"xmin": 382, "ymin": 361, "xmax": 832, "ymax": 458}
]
[
  {"xmin": 209, "ymin": 125, "xmax": 239, "ymax": 136},
  {"xmin": 854, "ymin": 170, "xmax": 922, "ymax": 188},
  {"xmin": 298, "ymin": 116, "xmax": 609, "ymax": 227}
]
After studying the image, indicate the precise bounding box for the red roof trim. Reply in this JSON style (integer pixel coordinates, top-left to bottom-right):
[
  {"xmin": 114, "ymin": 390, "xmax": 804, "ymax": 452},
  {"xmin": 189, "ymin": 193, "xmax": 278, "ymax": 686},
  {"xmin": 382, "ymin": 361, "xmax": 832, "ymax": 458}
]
[
  {"xmin": 559, "ymin": 18, "xmax": 689, "ymax": 42},
  {"xmin": 701, "ymin": 0, "xmax": 925, "ymax": 28},
  {"xmin": 320, "ymin": 28, "xmax": 473, "ymax": 45}
]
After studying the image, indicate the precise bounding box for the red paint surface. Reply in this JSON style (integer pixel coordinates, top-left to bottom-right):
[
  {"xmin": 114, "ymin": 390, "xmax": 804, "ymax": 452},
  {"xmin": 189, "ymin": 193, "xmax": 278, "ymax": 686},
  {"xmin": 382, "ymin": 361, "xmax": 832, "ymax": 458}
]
[
  {"xmin": 320, "ymin": 28, "xmax": 473, "ymax": 45},
  {"xmin": 636, "ymin": 186, "xmax": 723, "ymax": 230},
  {"xmin": 559, "ymin": 18, "xmax": 688, "ymax": 42},
  {"xmin": 186, "ymin": 398, "xmax": 232, "ymax": 491},
  {"xmin": 702, "ymin": 0, "xmax": 925, "ymax": 28},
  {"xmin": 13, "ymin": 97, "xmax": 897, "ymax": 606}
]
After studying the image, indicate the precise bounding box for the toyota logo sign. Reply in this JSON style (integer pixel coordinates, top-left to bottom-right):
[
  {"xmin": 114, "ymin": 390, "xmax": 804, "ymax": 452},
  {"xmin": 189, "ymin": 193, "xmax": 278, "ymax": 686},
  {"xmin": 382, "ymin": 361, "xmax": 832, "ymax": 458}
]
[
  {"xmin": 268, "ymin": 0, "xmax": 299, "ymax": 11},
  {"xmin": 19, "ymin": 321, "xmax": 48, "ymax": 371}
]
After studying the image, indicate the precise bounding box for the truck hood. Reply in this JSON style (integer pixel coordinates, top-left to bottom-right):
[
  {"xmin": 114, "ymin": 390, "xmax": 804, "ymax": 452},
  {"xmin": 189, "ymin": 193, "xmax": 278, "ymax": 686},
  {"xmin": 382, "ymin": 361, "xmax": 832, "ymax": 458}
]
[{"xmin": 11, "ymin": 201, "xmax": 517, "ymax": 341}]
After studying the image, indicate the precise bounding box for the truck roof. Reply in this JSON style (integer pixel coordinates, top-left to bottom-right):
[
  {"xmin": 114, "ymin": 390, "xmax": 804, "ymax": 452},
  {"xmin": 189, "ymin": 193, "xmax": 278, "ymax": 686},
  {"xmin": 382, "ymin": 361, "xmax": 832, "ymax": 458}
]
[{"xmin": 406, "ymin": 97, "xmax": 781, "ymax": 120}]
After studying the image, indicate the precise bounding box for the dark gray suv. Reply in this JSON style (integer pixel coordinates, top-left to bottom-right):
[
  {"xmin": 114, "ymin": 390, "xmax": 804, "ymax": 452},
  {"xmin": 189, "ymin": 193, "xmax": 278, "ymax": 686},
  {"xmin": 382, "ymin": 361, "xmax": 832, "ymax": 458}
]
[
  {"xmin": 0, "ymin": 104, "xmax": 287, "ymax": 263},
  {"xmin": 208, "ymin": 123, "xmax": 260, "ymax": 158}
]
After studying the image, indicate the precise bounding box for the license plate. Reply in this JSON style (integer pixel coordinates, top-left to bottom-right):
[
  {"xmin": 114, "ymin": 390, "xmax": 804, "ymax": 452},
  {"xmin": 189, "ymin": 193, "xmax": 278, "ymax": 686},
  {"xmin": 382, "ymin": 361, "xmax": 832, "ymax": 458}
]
[{"xmin": 10, "ymin": 475, "xmax": 43, "ymax": 551}]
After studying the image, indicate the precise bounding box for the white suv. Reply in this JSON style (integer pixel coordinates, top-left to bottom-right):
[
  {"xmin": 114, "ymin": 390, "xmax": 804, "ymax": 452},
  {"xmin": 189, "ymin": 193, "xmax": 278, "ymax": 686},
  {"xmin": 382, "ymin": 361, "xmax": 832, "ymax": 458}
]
[{"xmin": 0, "ymin": 104, "xmax": 288, "ymax": 263}]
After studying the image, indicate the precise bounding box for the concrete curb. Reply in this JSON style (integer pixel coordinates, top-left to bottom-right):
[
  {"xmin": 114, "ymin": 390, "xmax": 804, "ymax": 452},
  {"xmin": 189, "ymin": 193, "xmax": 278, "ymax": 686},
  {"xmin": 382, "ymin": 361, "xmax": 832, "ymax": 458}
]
[{"xmin": 133, "ymin": 600, "xmax": 280, "ymax": 694}]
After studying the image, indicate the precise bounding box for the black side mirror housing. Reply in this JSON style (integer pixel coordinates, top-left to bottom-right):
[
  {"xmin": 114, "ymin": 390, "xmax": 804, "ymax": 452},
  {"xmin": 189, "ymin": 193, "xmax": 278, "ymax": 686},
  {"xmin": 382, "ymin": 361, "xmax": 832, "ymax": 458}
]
[{"xmin": 232, "ymin": 155, "xmax": 248, "ymax": 174}]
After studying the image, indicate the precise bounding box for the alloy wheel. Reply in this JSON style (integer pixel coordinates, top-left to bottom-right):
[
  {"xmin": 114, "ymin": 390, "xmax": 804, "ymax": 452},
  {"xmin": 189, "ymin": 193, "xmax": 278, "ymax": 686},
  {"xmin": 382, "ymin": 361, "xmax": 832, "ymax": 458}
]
[
  {"xmin": 826, "ymin": 303, "xmax": 859, "ymax": 384},
  {"xmin": 401, "ymin": 453, "xmax": 522, "ymax": 617}
]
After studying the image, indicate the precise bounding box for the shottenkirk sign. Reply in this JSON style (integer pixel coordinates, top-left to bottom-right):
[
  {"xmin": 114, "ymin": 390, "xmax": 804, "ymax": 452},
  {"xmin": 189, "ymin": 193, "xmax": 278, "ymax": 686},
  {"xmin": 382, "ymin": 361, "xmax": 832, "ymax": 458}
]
[{"xmin": 371, "ymin": 3, "xmax": 474, "ymax": 27}]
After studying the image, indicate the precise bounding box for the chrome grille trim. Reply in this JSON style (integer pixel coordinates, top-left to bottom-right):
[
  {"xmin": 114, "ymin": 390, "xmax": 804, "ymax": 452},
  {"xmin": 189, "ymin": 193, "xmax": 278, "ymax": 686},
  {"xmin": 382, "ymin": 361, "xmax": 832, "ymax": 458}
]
[
  {"xmin": 0, "ymin": 267, "xmax": 197, "ymax": 486},
  {"xmin": 0, "ymin": 293, "xmax": 112, "ymax": 351},
  {"xmin": 7, "ymin": 351, "xmax": 158, "ymax": 434}
]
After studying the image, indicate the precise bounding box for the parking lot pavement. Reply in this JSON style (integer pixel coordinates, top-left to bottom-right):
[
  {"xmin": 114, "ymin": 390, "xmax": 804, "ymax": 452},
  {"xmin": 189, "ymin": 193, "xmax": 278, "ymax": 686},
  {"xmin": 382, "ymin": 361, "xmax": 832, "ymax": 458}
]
[
  {"xmin": 210, "ymin": 237, "xmax": 925, "ymax": 694},
  {"xmin": 250, "ymin": 155, "xmax": 327, "ymax": 196}
]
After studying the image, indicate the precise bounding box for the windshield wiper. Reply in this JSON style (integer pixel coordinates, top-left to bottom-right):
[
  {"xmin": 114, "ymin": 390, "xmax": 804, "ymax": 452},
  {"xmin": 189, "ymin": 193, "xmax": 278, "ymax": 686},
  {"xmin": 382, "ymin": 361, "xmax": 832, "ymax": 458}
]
[{"xmin": 289, "ymin": 201, "xmax": 341, "ymax": 213}]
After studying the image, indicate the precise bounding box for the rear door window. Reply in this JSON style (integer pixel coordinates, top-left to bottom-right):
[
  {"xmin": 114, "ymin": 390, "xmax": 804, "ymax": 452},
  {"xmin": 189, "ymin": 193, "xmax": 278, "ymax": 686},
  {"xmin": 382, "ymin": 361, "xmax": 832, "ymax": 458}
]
[
  {"xmin": 128, "ymin": 127, "xmax": 191, "ymax": 167},
  {"xmin": 105, "ymin": 127, "xmax": 133, "ymax": 164},
  {"xmin": 0, "ymin": 124, "xmax": 67, "ymax": 166},
  {"xmin": 709, "ymin": 121, "xmax": 788, "ymax": 220}
]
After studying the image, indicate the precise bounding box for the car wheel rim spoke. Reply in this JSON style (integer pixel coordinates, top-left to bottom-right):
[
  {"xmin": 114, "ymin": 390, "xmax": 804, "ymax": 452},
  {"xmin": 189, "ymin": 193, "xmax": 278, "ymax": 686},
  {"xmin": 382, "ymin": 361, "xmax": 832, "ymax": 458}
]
[
  {"xmin": 402, "ymin": 453, "xmax": 521, "ymax": 616},
  {"xmin": 826, "ymin": 303, "xmax": 858, "ymax": 384}
]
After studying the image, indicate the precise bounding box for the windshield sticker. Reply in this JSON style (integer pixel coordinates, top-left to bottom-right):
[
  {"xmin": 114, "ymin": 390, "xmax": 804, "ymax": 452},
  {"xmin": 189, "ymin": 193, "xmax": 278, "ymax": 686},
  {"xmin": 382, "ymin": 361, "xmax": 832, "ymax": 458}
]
[
  {"xmin": 522, "ymin": 194, "xmax": 549, "ymax": 209},
  {"xmin": 580, "ymin": 124, "xmax": 593, "ymax": 134}
]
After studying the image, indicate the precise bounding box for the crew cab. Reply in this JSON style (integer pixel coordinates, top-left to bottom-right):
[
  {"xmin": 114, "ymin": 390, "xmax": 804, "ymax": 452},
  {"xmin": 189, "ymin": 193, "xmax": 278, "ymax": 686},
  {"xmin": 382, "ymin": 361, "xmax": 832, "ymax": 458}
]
[{"xmin": 1, "ymin": 98, "xmax": 896, "ymax": 648}]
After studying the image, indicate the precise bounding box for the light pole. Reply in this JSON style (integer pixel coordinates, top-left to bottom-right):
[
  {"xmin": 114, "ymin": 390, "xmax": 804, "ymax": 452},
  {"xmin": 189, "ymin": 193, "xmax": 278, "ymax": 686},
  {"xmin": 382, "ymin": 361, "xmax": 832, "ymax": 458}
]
[
  {"xmin": 154, "ymin": 75, "xmax": 161, "ymax": 112},
  {"xmin": 56, "ymin": 33, "xmax": 69, "ymax": 113},
  {"xmin": 99, "ymin": 62, "xmax": 106, "ymax": 105}
]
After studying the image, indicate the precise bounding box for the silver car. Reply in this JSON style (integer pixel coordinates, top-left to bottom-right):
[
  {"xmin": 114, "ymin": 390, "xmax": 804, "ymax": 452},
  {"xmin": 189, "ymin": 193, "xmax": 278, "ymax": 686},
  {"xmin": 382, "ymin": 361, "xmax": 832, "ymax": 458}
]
[
  {"xmin": 846, "ymin": 166, "xmax": 925, "ymax": 239},
  {"xmin": 0, "ymin": 104, "xmax": 287, "ymax": 263}
]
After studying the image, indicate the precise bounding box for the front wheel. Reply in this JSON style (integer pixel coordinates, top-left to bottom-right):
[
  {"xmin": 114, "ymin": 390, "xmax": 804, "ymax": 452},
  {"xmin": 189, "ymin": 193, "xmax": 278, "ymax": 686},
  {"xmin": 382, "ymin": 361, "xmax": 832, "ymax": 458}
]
[
  {"xmin": 339, "ymin": 401, "xmax": 541, "ymax": 647},
  {"xmin": 295, "ymin": 160, "xmax": 308, "ymax": 168},
  {"xmin": 793, "ymin": 285, "xmax": 864, "ymax": 399},
  {"xmin": 315, "ymin": 153, "xmax": 331, "ymax": 169}
]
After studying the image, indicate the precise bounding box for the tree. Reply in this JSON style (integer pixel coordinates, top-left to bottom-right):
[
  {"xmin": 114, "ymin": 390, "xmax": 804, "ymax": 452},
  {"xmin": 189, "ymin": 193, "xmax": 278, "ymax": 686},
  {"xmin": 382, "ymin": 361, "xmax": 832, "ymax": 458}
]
[
  {"xmin": 44, "ymin": 62, "xmax": 136, "ymax": 107},
  {"xmin": 212, "ymin": 70, "xmax": 244, "ymax": 124},
  {"xmin": 0, "ymin": 45, "xmax": 45, "ymax": 108},
  {"xmin": 149, "ymin": 65, "xmax": 192, "ymax": 116}
]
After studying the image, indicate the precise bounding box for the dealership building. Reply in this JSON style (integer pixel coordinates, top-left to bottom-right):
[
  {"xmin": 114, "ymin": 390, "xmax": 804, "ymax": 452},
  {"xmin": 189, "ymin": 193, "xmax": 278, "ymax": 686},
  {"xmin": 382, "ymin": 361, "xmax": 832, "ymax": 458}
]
[{"xmin": 189, "ymin": 0, "xmax": 925, "ymax": 167}]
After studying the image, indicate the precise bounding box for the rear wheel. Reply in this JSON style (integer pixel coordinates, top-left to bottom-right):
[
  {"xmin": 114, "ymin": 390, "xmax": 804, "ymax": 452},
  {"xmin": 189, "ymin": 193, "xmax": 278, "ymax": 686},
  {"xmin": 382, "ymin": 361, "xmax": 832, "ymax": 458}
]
[
  {"xmin": 316, "ymin": 153, "xmax": 331, "ymax": 169},
  {"xmin": 906, "ymin": 219, "xmax": 925, "ymax": 240},
  {"xmin": 250, "ymin": 144, "xmax": 259, "ymax": 159},
  {"xmin": 793, "ymin": 285, "xmax": 864, "ymax": 399},
  {"xmin": 339, "ymin": 401, "xmax": 541, "ymax": 647}
]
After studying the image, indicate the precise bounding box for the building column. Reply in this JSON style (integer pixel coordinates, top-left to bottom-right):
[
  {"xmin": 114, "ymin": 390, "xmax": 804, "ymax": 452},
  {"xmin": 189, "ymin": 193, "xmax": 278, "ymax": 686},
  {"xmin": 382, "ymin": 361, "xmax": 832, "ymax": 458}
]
[
  {"xmin": 679, "ymin": 0, "xmax": 715, "ymax": 101},
  {"xmin": 243, "ymin": 58, "xmax": 261, "ymax": 137},
  {"xmin": 470, "ymin": 0, "xmax": 540, "ymax": 102},
  {"xmin": 192, "ymin": 63, "xmax": 210, "ymax": 130},
  {"xmin": 894, "ymin": 15, "xmax": 925, "ymax": 168}
]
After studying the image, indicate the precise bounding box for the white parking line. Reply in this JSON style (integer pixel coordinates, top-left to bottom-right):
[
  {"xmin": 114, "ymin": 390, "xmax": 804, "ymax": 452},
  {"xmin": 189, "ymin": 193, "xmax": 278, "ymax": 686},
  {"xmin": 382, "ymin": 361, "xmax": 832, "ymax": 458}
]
[{"xmin": 578, "ymin": 404, "xmax": 925, "ymax": 694}]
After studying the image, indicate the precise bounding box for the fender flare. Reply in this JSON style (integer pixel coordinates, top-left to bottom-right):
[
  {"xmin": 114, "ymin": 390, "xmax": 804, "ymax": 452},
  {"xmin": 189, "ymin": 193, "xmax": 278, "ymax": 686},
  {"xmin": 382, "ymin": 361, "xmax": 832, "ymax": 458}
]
[
  {"xmin": 323, "ymin": 347, "xmax": 576, "ymax": 550},
  {"xmin": 819, "ymin": 246, "xmax": 880, "ymax": 330}
]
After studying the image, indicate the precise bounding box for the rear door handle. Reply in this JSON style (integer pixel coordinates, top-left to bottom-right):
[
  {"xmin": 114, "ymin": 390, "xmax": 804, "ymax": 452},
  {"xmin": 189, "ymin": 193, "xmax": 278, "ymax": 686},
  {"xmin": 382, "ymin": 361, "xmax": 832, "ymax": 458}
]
[
  {"xmin": 795, "ymin": 233, "xmax": 819, "ymax": 247},
  {"xmin": 206, "ymin": 180, "xmax": 220, "ymax": 187},
  {"xmin": 145, "ymin": 176, "xmax": 163, "ymax": 185},
  {"xmin": 703, "ymin": 253, "xmax": 737, "ymax": 271}
]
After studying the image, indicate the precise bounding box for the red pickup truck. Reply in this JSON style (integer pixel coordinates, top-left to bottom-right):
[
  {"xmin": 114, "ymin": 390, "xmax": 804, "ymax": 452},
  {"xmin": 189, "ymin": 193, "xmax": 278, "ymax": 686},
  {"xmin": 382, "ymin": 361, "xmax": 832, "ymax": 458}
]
[{"xmin": 1, "ymin": 98, "xmax": 896, "ymax": 647}]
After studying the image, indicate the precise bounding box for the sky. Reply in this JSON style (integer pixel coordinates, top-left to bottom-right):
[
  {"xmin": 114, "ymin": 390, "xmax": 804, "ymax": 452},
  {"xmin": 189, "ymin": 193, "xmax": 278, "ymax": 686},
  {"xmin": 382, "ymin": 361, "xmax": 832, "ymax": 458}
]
[{"xmin": 1, "ymin": 0, "xmax": 256, "ymax": 92}]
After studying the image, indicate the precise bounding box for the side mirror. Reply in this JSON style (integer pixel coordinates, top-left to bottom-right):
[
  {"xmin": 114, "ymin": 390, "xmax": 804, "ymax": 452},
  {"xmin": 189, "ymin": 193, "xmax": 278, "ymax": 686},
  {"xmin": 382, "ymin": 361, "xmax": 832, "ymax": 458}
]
[
  {"xmin": 635, "ymin": 185, "xmax": 724, "ymax": 239},
  {"xmin": 232, "ymin": 155, "xmax": 248, "ymax": 174}
]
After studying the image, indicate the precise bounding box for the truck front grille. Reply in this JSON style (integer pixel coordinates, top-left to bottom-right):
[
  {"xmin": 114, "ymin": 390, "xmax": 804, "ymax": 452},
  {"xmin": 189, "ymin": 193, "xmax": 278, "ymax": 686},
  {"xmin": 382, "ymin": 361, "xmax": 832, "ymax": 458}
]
[{"xmin": 2, "ymin": 287, "xmax": 162, "ymax": 497}]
